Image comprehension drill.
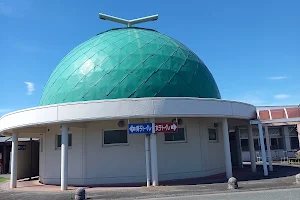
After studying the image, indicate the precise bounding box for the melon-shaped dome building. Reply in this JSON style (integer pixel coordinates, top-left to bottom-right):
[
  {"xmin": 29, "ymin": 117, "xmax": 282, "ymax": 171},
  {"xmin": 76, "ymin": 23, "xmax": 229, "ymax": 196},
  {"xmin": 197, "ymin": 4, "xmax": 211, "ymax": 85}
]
[
  {"xmin": 0, "ymin": 14, "xmax": 258, "ymax": 191},
  {"xmin": 40, "ymin": 27, "xmax": 221, "ymax": 106}
]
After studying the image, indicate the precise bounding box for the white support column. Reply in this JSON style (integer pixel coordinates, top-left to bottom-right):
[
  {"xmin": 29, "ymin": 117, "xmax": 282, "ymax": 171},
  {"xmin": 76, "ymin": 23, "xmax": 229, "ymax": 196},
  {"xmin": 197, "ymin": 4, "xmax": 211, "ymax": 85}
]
[
  {"xmin": 264, "ymin": 126, "xmax": 273, "ymax": 171},
  {"xmin": 61, "ymin": 125, "xmax": 68, "ymax": 191},
  {"xmin": 222, "ymin": 118, "xmax": 232, "ymax": 179},
  {"xmin": 283, "ymin": 126, "xmax": 291, "ymax": 151},
  {"xmin": 145, "ymin": 134, "xmax": 151, "ymax": 187},
  {"xmin": 150, "ymin": 133, "xmax": 158, "ymax": 186},
  {"xmin": 150, "ymin": 118, "xmax": 158, "ymax": 186},
  {"xmin": 258, "ymin": 123, "xmax": 268, "ymax": 176},
  {"xmin": 247, "ymin": 124, "xmax": 256, "ymax": 172},
  {"xmin": 10, "ymin": 132, "xmax": 18, "ymax": 189}
]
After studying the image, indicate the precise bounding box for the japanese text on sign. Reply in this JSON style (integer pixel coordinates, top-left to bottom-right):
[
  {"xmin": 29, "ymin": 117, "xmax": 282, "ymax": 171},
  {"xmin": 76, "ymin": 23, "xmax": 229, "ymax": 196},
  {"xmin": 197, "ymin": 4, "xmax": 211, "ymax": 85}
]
[
  {"xmin": 155, "ymin": 122, "xmax": 178, "ymax": 133},
  {"xmin": 128, "ymin": 123, "xmax": 154, "ymax": 134}
]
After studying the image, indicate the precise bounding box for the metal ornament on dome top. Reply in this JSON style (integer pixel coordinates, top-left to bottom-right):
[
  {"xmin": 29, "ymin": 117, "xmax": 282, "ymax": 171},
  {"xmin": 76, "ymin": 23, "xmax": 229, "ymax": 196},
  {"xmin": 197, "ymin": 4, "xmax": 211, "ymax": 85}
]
[{"xmin": 99, "ymin": 13, "xmax": 158, "ymax": 27}]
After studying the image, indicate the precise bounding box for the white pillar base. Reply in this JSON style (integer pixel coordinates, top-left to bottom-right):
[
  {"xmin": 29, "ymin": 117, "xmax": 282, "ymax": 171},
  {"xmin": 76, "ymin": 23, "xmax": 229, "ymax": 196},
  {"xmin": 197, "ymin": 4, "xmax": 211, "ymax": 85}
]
[
  {"xmin": 258, "ymin": 123, "xmax": 268, "ymax": 176},
  {"xmin": 247, "ymin": 124, "xmax": 256, "ymax": 172},
  {"xmin": 61, "ymin": 125, "xmax": 68, "ymax": 191},
  {"xmin": 264, "ymin": 126, "xmax": 273, "ymax": 172},
  {"xmin": 222, "ymin": 118, "xmax": 233, "ymax": 179},
  {"xmin": 10, "ymin": 133, "xmax": 18, "ymax": 189},
  {"xmin": 145, "ymin": 134, "xmax": 151, "ymax": 187},
  {"xmin": 150, "ymin": 133, "xmax": 158, "ymax": 186}
]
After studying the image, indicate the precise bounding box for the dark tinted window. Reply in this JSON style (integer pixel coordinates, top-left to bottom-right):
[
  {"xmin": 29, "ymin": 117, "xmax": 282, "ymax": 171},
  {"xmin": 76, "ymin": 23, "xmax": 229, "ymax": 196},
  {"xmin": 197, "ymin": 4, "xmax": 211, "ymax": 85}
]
[
  {"xmin": 270, "ymin": 138, "xmax": 284, "ymax": 150},
  {"xmin": 291, "ymin": 137, "xmax": 299, "ymax": 149},
  {"xmin": 57, "ymin": 134, "xmax": 72, "ymax": 148},
  {"xmin": 241, "ymin": 139, "xmax": 249, "ymax": 151},
  {"xmin": 208, "ymin": 128, "xmax": 218, "ymax": 141},
  {"xmin": 164, "ymin": 128, "xmax": 185, "ymax": 142},
  {"xmin": 104, "ymin": 130, "xmax": 128, "ymax": 145},
  {"xmin": 254, "ymin": 139, "xmax": 260, "ymax": 150}
]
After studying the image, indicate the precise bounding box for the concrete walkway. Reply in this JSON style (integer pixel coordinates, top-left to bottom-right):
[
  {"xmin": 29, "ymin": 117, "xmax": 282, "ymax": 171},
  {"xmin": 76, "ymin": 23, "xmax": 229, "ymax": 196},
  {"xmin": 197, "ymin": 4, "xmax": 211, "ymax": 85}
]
[{"xmin": 0, "ymin": 164, "xmax": 299, "ymax": 199}]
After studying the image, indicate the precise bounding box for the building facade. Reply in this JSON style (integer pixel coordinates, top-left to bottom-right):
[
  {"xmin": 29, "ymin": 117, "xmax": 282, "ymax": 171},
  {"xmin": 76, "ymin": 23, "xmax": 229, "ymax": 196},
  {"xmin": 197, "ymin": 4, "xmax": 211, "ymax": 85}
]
[
  {"xmin": 240, "ymin": 105, "xmax": 300, "ymax": 162},
  {"xmin": 240, "ymin": 125, "xmax": 299, "ymax": 161},
  {"xmin": 0, "ymin": 14, "xmax": 274, "ymax": 190}
]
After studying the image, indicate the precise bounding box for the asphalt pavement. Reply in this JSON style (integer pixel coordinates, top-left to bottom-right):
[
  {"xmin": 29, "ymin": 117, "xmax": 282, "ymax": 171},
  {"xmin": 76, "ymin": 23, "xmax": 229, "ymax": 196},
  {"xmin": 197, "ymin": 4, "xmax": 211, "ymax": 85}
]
[
  {"xmin": 0, "ymin": 187, "xmax": 299, "ymax": 200},
  {"xmin": 0, "ymin": 164, "xmax": 300, "ymax": 199},
  {"xmin": 145, "ymin": 188, "xmax": 300, "ymax": 200}
]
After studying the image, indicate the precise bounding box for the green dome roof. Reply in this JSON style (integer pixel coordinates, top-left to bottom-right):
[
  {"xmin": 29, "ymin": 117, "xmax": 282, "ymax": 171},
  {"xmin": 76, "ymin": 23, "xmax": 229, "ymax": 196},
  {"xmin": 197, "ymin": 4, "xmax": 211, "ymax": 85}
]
[{"xmin": 40, "ymin": 27, "xmax": 221, "ymax": 106}]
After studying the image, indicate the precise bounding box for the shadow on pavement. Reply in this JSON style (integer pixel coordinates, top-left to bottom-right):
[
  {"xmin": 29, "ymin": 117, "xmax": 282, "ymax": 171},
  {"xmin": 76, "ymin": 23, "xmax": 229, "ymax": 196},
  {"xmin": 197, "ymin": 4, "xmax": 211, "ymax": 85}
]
[
  {"xmin": 234, "ymin": 164, "xmax": 300, "ymax": 182},
  {"xmin": 87, "ymin": 163, "xmax": 300, "ymax": 187}
]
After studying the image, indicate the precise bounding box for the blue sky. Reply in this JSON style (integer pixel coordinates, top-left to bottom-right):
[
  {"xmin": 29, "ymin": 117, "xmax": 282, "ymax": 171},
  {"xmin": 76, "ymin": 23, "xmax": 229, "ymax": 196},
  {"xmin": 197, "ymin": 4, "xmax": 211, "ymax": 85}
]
[{"xmin": 0, "ymin": 0, "xmax": 299, "ymax": 116}]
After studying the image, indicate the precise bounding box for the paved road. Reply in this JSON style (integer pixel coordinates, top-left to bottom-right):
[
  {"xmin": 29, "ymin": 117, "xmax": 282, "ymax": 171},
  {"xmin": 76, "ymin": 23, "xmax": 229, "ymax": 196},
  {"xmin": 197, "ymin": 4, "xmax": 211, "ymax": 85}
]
[
  {"xmin": 144, "ymin": 188, "xmax": 300, "ymax": 200},
  {"xmin": 0, "ymin": 164, "xmax": 299, "ymax": 199},
  {"xmin": 0, "ymin": 186, "xmax": 300, "ymax": 200}
]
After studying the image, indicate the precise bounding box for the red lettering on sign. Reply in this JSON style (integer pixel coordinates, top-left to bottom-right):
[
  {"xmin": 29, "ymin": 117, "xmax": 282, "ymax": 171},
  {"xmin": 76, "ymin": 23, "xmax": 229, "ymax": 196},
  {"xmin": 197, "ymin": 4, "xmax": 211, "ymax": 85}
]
[{"xmin": 155, "ymin": 122, "xmax": 178, "ymax": 133}]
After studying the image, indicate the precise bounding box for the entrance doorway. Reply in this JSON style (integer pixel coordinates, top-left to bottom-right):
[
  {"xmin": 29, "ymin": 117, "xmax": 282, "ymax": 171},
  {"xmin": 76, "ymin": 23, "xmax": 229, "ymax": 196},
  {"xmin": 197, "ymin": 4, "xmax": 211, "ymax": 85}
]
[
  {"xmin": 8, "ymin": 139, "xmax": 39, "ymax": 179},
  {"xmin": 229, "ymin": 132, "xmax": 239, "ymax": 168}
]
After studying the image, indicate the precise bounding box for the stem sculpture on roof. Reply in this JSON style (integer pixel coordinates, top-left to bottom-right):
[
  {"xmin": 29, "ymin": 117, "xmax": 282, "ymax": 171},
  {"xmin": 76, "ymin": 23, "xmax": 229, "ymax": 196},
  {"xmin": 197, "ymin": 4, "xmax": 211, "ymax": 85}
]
[{"xmin": 99, "ymin": 13, "xmax": 158, "ymax": 27}]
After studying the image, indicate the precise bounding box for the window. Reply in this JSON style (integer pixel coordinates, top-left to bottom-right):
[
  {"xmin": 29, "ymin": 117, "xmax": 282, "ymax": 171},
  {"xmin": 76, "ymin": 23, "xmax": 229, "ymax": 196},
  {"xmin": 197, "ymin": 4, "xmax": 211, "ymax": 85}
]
[
  {"xmin": 241, "ymin": 139, "xmax": 249, "ymax": 151},
  {"xmin": 208, "ymin": 128, "xmax": 218, "ymax": 142},
  {"xmin": 103, "ymin": 130, "xmax": 128, "ymax": 145},
  {"xmin": 288, "ymin": 126, "xmax": 299, "ymax": 150},
  {"xmin": 270, "ymin": 138, "xmax": 284, "ymax": 150},
  {"xmin": 291, "ymin": 137, "xmax": 299, "ymax": 150},
  {"xmin": 254, "ymin": 139, "xmax": 260, "ymax": 150},
  {"xmin": 56, "ymin": 134, "xmax": 72, "ymax": 148},
  {"xmin": 164, "ymin": 128, "xmax": 186, "ymax": 142}
]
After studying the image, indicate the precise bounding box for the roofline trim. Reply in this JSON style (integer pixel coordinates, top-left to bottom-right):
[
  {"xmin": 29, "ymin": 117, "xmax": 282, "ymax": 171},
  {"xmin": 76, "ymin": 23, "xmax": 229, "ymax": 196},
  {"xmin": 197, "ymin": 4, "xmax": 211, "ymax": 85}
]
[{"xmin": 0, "ymin": 97, "xmax": 256, "ymax": 134}]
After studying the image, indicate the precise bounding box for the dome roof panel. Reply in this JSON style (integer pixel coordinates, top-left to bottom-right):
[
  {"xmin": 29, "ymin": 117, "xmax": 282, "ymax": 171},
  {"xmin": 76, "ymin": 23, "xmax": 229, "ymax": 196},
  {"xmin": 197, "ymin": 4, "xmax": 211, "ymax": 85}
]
[{"xmin": 40, "ymin": 28, "xmax": 221, "ymax": 105}]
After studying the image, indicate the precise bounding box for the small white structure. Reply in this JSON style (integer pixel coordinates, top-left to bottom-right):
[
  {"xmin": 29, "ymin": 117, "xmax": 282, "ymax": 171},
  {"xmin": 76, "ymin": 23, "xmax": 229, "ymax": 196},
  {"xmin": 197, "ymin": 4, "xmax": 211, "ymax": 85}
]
[
  {"xmin": 240, "ymin": 106, "xmax": 300, "ymax": 163},
  {"xmin": 0, "ymin": 13, "xmax": 270, "ymax": 190}
]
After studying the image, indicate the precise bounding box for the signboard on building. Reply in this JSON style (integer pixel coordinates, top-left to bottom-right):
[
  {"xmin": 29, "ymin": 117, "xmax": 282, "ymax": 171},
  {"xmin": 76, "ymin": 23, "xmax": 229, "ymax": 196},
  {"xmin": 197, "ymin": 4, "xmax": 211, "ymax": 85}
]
[
  {"xmin": 18, "ymin": 145, "xmax": 26, "ymax": 150},
  {"xmin": 155, "ymin": 122, "xmax": 178, "ymax": 133},
  {"xmin": 128, "ymin": 122, "xmax": 179, "ymax": 134},
  {"xmin": 128, "ymin": 123, "xmax": 154, "ymax": 134}
]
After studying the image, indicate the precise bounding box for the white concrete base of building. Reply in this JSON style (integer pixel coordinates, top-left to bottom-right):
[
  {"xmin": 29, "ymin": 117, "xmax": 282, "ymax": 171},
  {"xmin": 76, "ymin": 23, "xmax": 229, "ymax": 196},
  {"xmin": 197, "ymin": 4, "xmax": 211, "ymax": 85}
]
[
  {"xmin": 39, "ymin": 118, "xmax": 227, "ymax": 186},
  {"xmin": 0, "ymin": 98, "xmax": 256, "ymax": 187}
]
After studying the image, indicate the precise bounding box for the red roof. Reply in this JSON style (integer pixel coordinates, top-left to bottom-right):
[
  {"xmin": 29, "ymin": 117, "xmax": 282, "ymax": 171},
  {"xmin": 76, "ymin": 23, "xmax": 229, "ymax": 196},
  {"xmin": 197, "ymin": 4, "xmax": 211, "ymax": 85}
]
[{"xmin": 258, "ymin": 107, "xmax": 300, "ymax": 121}]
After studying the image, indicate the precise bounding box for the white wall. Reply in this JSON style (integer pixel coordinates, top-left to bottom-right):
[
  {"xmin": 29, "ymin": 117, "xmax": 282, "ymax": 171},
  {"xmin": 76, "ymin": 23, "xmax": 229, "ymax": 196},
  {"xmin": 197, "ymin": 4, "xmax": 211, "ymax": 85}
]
[
  {"xmin": 40, "ymin": 118, "xmax": 226, "ymax": 186},
  {"xmin": 85, "ymin": 119, "xmax": 146, "ymax": 185},
  {"xmin": 157, "ymin": 118, "xmax": 225, "ymax": 181},
  {"xmin": 200, "ymin": 120, "xmax": 226, "ymax": 175},
  {"xmin": 41, "ymin": 125, "xmax": 84, "ymax": 185}
]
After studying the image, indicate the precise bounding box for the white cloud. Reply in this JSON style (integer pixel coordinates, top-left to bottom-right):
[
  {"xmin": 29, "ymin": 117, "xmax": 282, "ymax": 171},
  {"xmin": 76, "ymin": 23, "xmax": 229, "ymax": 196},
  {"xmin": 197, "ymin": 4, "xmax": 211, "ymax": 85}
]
[
  {"xmin": 274, "ymin": 94, "xmax": 290, "ymax": 99},
  {"xmin": 229, "ymin": 91, "xmax": 266, "ymax": 106},
  {"xmin": 240, "ymin": 97, "xmax": 266, "ymax": 105},
  {"xmin": 24, "ymin": 81, "xmax": 35, "ymax": 95},
  {"xmin": 267, "ymin": 76, "xmax": 287, "ymax": 80}
]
